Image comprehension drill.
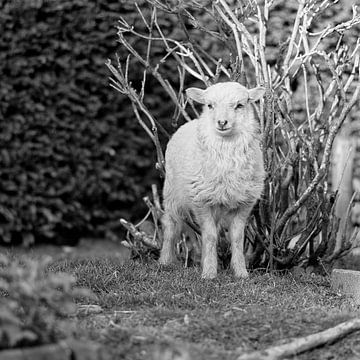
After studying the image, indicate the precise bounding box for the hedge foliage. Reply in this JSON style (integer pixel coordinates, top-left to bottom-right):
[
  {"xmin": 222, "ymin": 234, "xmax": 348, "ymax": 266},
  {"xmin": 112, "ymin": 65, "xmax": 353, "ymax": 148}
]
[{"xmin": 0, "ymin": 0, "xmax": 167, "ymax": 245}]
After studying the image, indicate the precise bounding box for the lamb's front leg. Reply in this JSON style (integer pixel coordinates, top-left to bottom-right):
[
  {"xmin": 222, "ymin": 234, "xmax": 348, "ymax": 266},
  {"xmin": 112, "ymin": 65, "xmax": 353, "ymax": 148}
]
[
  {"xmin": 198, "ymin": 212, "xmax": 218, "ymax": 279},
  {"xmin": 228, "ymin": 213, "xmax": 249, "ymax": 278}
]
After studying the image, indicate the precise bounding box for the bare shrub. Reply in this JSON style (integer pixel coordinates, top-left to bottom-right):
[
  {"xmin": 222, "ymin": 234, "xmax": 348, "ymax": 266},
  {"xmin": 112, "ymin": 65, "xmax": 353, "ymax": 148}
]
[{"xmin": 107, "ymin": 0, "xmax": 360, "ymax": 271}]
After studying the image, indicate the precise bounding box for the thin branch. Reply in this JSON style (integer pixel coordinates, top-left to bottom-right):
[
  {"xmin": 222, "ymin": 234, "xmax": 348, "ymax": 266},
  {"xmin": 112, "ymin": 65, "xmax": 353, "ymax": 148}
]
[
  {"xmin": 120, "ymin": 218, "xmax": 160, "ymax": 250},
  {"xmin": 237, "ymin": 318, "xmax": 360, "ymax": 360},
  {"xmin": 214, "ymin": 3, "xmax": 257, "ymax": 68},
  {"xmin": 282, "ymin": 0, "xmax": 305, "ymax": 91},
  {"xmin": 276, "ymin": 67, "xmax": 360, "ymax": 237}
]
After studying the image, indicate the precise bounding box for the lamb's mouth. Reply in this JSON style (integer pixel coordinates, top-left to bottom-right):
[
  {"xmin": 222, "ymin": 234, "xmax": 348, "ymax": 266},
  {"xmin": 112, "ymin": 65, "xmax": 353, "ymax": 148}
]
[{"xmin": 216, "ymin": 127, "xmax": 232, "ymax": 134}]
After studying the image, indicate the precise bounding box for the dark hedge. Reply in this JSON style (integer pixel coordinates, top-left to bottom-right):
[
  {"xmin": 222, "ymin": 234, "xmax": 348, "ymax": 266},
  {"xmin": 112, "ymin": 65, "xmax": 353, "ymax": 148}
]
[{"xmin": 0, "ymin": 0, "xmax": 166, "ymax": 245}]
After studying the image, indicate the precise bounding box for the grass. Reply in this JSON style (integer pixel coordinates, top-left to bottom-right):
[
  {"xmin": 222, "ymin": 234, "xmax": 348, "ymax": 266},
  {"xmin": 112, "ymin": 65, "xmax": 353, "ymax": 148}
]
[
  {"xmin": 1, "ymin": 244, "xmax": 359, "ymax": 359},
  {"xmin": 44, "ymin": 257, "xmax": 360, "ymax": 360}
]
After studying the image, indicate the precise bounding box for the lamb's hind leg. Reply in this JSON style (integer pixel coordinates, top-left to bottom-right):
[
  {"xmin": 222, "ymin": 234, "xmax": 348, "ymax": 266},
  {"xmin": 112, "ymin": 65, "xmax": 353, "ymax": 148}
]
[
  {"xmin": 159, "ymin": 213, "xmax": 181, "ymax": 265},
  {"xmin": 228, "ymin": 212, "xmax": 250, "ymax": 278}
]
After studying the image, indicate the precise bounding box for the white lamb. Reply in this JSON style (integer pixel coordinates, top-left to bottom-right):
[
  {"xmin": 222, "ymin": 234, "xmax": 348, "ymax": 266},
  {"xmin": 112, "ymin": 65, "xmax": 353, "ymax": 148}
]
[{"xmin": 159, "ymin": 82, "xmax": 265, "ymax": 279}]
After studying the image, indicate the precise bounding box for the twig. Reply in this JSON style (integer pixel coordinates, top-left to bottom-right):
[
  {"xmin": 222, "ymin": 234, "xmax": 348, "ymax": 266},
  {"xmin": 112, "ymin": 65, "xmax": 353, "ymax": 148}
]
[
  {"xmin": 282, "ymin": 0, "xmax": 305, "ymax": 91},
  {"xmin": 276, "ymin": 58, "xmax": 360, "ymax": 238},
  {"xmin": 143, "ymin": 194, "xmax": 163, "ymax": 244},
  {"xmin": 119, "ymin": 218, "xmax": 160, "ymax": 250},
  {"xmin": 237, "ymin": 318, "xmax": 360, "ymax": 360},
  {"xmin": 151, "ymin": 184, "xmax": 163, "ymax": 215},
  {"xmin": 214, "ymin": 2, "xmax": 256, "ymax": 67}
]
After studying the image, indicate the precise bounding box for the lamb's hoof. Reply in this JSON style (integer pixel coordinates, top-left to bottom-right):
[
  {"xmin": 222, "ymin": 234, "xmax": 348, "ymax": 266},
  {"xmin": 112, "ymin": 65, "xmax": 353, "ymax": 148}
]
[
  {"xmin": 201, "ymin": 271, "xmax": 217, "ymax": 280},
  {"xmin": 158, "ymin": 256, "xmax": 179, "ymax": 268},
  {"xmin": 159, "ymin": 253, "xmax": 175, "ymax": 264},
  {"xmin": 233, "ymin": 270, "xmax": 249, "ymax": 279}
]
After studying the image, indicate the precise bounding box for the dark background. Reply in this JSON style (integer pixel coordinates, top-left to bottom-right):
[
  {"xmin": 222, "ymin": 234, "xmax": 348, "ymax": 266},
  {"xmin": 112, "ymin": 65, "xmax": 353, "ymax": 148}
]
[{"xmin": 0, "ymin": 0, "xmax": 162, "ymax": 245}]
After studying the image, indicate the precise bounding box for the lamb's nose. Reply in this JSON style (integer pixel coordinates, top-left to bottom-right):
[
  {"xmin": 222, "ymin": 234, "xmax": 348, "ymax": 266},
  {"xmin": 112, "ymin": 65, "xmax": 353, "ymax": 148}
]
[{"xmin": 217, "ymin": 120, "xmax": 228, "ymax": 128}]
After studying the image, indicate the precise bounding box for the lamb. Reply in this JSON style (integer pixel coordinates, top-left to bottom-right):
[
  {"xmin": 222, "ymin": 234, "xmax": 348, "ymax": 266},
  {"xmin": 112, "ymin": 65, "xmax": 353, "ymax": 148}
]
[{"xmin": 159, "ymin": 81, "xmax": 265, "ymax": 279}]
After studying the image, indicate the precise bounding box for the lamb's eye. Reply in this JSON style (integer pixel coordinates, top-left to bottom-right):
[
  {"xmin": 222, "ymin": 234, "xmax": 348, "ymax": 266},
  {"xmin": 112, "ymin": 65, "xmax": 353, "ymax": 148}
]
[
  {"xmin": 235, "ymin": 103, "xmax": 243, "ymax": 110},
  {"xmin": 207, "ymin": 104, "xmax": 214, "ymax": 110}
]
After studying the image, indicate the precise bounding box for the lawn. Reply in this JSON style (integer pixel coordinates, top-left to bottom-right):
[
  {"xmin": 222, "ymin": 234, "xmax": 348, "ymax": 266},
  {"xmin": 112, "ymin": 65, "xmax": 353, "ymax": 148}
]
[
  {"xmin": 1, "ymin": 243, "xmax": 360, "ymax": 360},
  {"xmin": 43, "ymin": 254, "xmax": 360, "ymax": 360}
]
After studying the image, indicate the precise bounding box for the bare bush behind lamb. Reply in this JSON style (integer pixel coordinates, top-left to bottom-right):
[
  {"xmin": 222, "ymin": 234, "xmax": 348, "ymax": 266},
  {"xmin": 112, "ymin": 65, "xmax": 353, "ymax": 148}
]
[{"xmin": 159, "ymin": 82, "xmax": 265, "ymax": 279}]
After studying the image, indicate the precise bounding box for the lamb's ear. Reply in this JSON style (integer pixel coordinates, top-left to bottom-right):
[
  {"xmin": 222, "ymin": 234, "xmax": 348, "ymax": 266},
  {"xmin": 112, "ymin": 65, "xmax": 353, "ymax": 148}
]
[
  {"xmin": 248, "ymin": 87, "xmax": 265, "ymax": 102},
  {"xmin": 186, "ymin": 87, "xmax": 206, "ymax": 104}
]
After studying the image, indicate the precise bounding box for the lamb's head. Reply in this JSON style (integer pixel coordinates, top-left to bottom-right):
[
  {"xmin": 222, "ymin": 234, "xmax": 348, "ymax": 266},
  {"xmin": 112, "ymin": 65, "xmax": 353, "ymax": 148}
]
[{"xmin": 186, "ymin": 82, "xmax": 265, "ymax": 138}]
